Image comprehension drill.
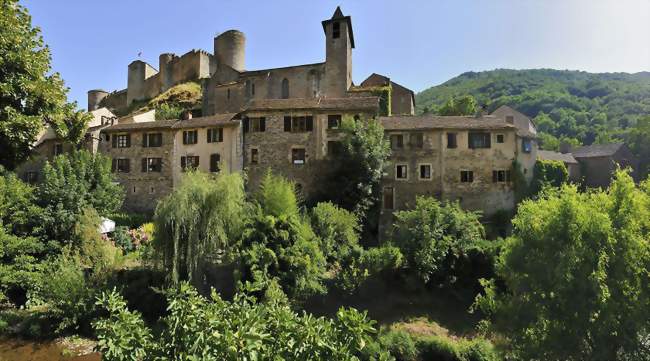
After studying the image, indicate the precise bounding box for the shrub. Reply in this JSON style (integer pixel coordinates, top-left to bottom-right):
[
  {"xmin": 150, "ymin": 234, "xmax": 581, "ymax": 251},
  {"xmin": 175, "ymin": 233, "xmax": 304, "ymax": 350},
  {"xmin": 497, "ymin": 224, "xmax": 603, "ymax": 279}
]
[
  {"xmin": 112, "ymin": 226, "xmax": 133, "ymax": 253},
  {"xmin": 256, "ymin": 170, "xmax": 299, "ymax": 217},
  {"xmin": 108, "ymin": 212, "xmax": 151, "ymax": 229},
  {"xmin": 310, "ymin": 201, "xmax": 360, "ymax": 264},
  {"xmin": 417, "ymin": 335, "xmax": 464, "ymax": 361},
  {"xmin": 380, "ymin": 330, "xmax": 418, "ymax": 361}
]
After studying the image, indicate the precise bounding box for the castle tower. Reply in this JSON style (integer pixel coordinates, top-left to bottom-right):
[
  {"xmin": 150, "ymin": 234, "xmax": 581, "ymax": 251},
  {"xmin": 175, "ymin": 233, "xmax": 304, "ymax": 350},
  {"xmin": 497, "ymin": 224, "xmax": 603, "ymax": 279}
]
[
  {"xmin": 323, "ymin": 7, "xmax": 354, "ymax": 97},
  {"xmin": 214, "ymin": 30, "xmax": 246, "ymax": 71},
  {"xmin": 159, "ymin": 53, "xmax": 175, "ymax": 92},
  {"xmin": 87, "ymin": 89, "xmax": 108, "ymax": 111}
]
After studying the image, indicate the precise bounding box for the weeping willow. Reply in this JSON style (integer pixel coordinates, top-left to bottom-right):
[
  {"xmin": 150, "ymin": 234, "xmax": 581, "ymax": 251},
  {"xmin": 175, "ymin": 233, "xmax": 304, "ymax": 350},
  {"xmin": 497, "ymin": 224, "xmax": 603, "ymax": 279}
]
[{"xmin": 153, "ymin": 171, "xmax": 247, "ymax": 286}]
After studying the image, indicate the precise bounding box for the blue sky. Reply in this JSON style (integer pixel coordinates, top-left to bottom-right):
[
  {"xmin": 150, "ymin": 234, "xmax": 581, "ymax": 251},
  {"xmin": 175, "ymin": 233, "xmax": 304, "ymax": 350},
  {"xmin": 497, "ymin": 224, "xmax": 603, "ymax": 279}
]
[{"xmin": 22, "ymin": 0, "xmax": 650, "ymax": 110}]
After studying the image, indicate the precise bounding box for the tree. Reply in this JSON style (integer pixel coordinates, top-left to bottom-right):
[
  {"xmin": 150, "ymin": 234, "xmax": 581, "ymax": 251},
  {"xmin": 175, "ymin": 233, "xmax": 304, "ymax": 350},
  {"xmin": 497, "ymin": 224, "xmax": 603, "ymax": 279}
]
[
  {"xmin": 153, "ymin": 171, "xmax": 247, "ymax": 286},
  {"xmin": 392, "ymin": 197, "xmax": 487, "ymax": 284},
  {"xmin": 438, "ymin": 95, "xmax": 478, "ymax": 116},
  {"xmin": 530, "ymin": 159, "xmax": 569, "ymax": 196},
  {"xmin": 37, "ymin": 150, "xmax": 124, "ymax": 243},
  {"xmin": 628, "ymin": 116, "xmax": 650, "ymax": 179},
  {"xmin": 0, "ymin": 171, "xmax": 42, "ymax": 236},
  {"xmin": 476, "ymin": 171, "xmax": 650, "ymax": 360},
  {"xmin": 309, "ymin": 202, "xmax": 360, "ymax": 265},
  {"xmin": 0, "ymin": 0, "xmax": 90, "ymax": 169}
]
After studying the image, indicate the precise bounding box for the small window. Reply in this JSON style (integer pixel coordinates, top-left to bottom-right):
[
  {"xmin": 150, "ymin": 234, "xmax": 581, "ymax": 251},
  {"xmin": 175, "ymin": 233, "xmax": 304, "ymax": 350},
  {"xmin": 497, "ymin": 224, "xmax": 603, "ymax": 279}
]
[
  {"xmin": 250, "ymin": 148, "xmax": 259, "ymax": 164},
  {"xmin": 207, "ymin": 128, "xmax": 224, "ymax": 143},
  {"xmin": 327, "ymin": 141, "xmax": 343, "ymax": 157},
  {"xmin": 210, "ymin": 153, "xmax": 220, "ymax": 173},
  {"xmin": 227, "ymin": 89, "xmax": 231, "ymax": 99},
  {"xmin": 492, "ymin": 170, "xmax": 512, "ymax": 183},
  {"xmin": 390, "ymin": 134, "xmax": 404, "ymax": 149},
  {"xmin": 53, "ymin": 143, "xmax": 64, "ymax": 156},
  {"xmin": 328, "ymin": 114, "xmax": 342, "ymax": 129},
  {"xmin": 112, "ymin": 158, "xmax": 130, "ymax": 173},
  {"xmin": 332, "ymin": 21, "xmax": 341, "ymax": 39},
  {"xmin": 410, "ymin": 133, "xmax": 424, "ymax": 149},
  {"xmin": 24, "ymin": 171, "xmax": 38, "ymax": 184},
  {"xmin": 114, "ymin": 134, "xmax": 130, "ymax": 148},
  {"xmin": 284, "ymin": 116, "xmax": 313, "ymax": 133},
  {"xmin": 133, "ymin": 186, "xmax": 137, "ymax": 193},
  {"xmin": 468, "ymin": 132, "xmax": 491, "ymax": 149},
  {"xmin": 291, "ymin": 148, "xmax": 306, "ymax": 164},
  {"xmin": 143, "ymin": 133, "xmax": 162, "ymax": 147},
  {"xmin": 252, "ymin": 82, "xmax": 255, "ymax": 96},
  {"xmin": 460, "ymin": 170, "xmax": 474, "ymax": 183},
  {"xmin": 149, "ymin": 187, "xmax": 155, "ymax": 194},
  {"xmin": 383, "ymin": 187, "xmax": 394, "ymax": 210},
  {"xmin": 419, "ymin": 164, "xmax": 432, "ymax": 180},
  {"xmin": 396, "ymin": 164, "xmax": 408, "ymax": 180},
  {"xmin": 250, "ymin": 118, "xmax": 266, "ymax": 133},
  {"xmin": 180, "ymin": 156, "xmax": 199, "ymax": 172},
  {"xmin": 141, "ymin": 157, "xmax": 162, "ymax": 173},
  {"xmin": 496, "ymin": 134, "xmax": 505, "ymax": 144},
  {"xmin": 522, "ymin": 139, "xmax": 532, "ymax": 153},
  {"xmin": 183, "ymin": 130, "xmax": 198, "ymax": 145},
  {"xmin": 281, "ymin": 78, "xmax": 289, "ymax": 99},
  {"xmin": 447, "ymin": 133, "xmax": 457, "ymax": 149}
]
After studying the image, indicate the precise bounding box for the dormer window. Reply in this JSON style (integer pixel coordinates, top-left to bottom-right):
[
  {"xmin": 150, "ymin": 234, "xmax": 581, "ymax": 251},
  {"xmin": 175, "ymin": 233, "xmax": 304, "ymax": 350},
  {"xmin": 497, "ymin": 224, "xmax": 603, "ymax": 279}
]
[{"xmin": 333, "ymin": 21, "xmax": 340, "ymax": 39}]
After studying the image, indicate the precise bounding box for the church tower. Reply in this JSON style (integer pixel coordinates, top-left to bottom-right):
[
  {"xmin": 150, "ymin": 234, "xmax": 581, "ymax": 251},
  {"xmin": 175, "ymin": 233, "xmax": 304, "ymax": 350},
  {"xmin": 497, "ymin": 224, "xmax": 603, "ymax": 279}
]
[{"xmin": 323, "ymin": 7, "xmax": 354, "ymax": 97}]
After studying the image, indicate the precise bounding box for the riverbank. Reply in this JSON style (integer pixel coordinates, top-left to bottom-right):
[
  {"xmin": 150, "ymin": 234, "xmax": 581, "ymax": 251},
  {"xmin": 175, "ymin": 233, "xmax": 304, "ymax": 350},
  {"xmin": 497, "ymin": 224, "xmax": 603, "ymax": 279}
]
[{"xmin": 0, "ymin": 336, "xmax": 99, "ymax": 361}]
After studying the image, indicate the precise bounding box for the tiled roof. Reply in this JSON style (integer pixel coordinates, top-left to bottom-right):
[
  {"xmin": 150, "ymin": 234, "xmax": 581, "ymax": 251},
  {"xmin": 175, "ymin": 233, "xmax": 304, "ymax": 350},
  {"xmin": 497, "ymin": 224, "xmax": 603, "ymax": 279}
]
[
  {"xmin": 572, "ymin": 143, "xmax": 624, "ymax": 158},
  {"xmin": 245, "ymin": 97, "xmax": 379, "ymax": 111},
  {"xmin": 103, "ymin": 120, "xmax": 176, "ymax": 132},
  {"xmin": 379, "ymin": 115, "xmax": 516, "ymax": 131},
  {"xmin": 171, "ymin": 113, "xmax": 240, "ymax": 129},
  {"xmin": 538, "ymin": 150, "xmax": 578, "ymax": 164}
]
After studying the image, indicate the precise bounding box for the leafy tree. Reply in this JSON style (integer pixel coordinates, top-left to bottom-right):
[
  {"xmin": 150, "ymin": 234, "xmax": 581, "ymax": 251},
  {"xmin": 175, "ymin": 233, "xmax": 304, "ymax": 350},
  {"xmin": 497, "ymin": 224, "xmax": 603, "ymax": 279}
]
[
  {"xmin": 0, "ymin": 227, "xmax": 44, "ymax": 305},
  {"xmin": 628, "ymin": 116, "xmax": 650, "ymax": 179},
  {"xmin": 0, "ymin": 0, "xmax": 90, "ymax": 169},
  {"xmin": 392, "ymin": 197, "xmax": 486, "ymax": 284},
  {"xmin": 309, "ymin": 201, "xmax": 360, "ymax": 264},
  {"xmin": 37, "ymin": 150, "xmax": 124, "ymax": 243},
  {"xmin": 475, "ymin": 171, "xmax": 650, "ymax": 360},
  {"xmin": 437, "ymin": 95, "xmax": 478, "ymax": 116},
  {"xmin": 530, "ymin": 159, "xmax": 569, "ymax": 195},
  {"xmin": 94, "ymin": 281, "xmax": 386, "ymax": 361},
  {"xmin": 256, "ymin": 170, "xmax": 299, "ymax": 218},
  {"xmin": 0, "ymin": 171, "xmax": 42, "ymax": 236},
  {"xmin": 154, "ymin": 171, "xmax": 247, "ymax": 285}
]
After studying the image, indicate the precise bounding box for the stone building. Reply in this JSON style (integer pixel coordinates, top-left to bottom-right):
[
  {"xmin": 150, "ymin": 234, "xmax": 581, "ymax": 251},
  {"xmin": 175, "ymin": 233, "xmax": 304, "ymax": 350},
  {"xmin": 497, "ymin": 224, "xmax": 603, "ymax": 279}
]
[
  {"xmin": 568, "ymin": 143, "xmax": 638, "ymax": 187},
  {"xmin": 537, "ymin": 150, "xmax": 581, "ymax": 182}
]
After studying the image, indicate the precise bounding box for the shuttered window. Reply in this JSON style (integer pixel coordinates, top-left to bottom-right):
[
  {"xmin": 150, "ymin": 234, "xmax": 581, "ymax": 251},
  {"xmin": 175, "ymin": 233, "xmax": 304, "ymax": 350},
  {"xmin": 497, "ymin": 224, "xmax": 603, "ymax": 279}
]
[
  {"xmin": 283, "ymin": 116, "xmax": 313, "ymax": 132},
  {"xmin": 143, "ymin": 133, "xmax": 162, "ymax": 147},
  {"xmin": 183, "ymin": 130, "xmax": 198, "ymax": 145},
  {"xmin": 207, "ymin": 128, "xmax": 224, "ymax": 143},
  {"xmin": 210, "ymin": 154, "xmax": 220, "ymax": 173}
]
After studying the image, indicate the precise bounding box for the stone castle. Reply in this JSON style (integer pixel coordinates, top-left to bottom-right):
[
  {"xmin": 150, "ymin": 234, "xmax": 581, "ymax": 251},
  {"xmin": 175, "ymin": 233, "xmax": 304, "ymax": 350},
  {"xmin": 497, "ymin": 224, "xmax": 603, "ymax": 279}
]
[{"xmin": 20, "ymin": 7, "xmax": 549, "ymax": 232}]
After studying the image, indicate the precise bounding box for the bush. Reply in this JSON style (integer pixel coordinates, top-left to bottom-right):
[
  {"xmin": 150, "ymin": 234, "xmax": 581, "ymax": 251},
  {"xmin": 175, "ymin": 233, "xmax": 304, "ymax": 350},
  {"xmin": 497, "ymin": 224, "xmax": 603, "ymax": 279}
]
[
  {"xmin": 379, "ymin": 330, "xmax": 418, "ymax": 361},
  {"xmin": 417, "ymin": 335, "xmax": 499, "ymax": 361},
  {"xmin": 335, "ymin": 245, "xmax": 403, "ymax": 293},
  {"xmin": 310, "ymin": 201, "xmax": 360, "ymax": 264},
  {"xmin": 109, "ymin": 212, "xmax": 151, "ymax": 229},
  {"xmin": 112, "ymin": 226, "xmax": 133, "ymax": 253}
]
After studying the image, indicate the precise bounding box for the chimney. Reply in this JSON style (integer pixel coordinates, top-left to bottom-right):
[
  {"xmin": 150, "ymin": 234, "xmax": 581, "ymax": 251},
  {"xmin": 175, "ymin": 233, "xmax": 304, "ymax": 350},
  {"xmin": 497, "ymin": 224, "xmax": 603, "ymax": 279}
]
[
  {"xmin": 182, "ymin": 110, "xmax": 193, "ymax": 120},
  {"xmin": 475, "ymin": 104, "xmax": 488, "ymax": 118}
]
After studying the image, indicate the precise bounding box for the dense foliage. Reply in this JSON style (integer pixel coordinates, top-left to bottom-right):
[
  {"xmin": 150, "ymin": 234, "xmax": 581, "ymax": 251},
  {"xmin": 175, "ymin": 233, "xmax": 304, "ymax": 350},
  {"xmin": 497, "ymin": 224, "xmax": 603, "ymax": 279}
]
[
  {"xmin": 435, "ymin": 95, "xmax": 478, "ymax": 116},
  {"xmin": 309, "ymin": 201, "xmax": 361, "ymax": 265},
  {"xmin": 476, "ymin": 171, "xmax": 650, "ymax": 360},
  {"xmin": 417, "ymin": 69, "xmax": 650, "ymax": 153},
  {"xmin": 529, "ymin": 159, "xmax": 569, "ymax": 196},
  {"xmin": 0, "ymin": 0, "xmax": 90, "ymax": 169},
  {"xmin": 94, "ymin": 281, "xmax": 386, "ymax": 361}
]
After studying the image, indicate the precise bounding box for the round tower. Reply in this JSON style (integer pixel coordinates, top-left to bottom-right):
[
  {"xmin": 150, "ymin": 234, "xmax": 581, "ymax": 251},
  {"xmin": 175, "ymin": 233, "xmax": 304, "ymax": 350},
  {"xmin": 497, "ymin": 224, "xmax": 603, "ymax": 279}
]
[
  {"xmin": 214, "ymin": 30, "xmax": 245, "ymax": 71},
  {"xmin": 159, "ymin": 53, "xmax": 175, "ymax": 91},
  {"xmin": 87, "ymin": 89, "xmax": 108, "ymax": 111}
]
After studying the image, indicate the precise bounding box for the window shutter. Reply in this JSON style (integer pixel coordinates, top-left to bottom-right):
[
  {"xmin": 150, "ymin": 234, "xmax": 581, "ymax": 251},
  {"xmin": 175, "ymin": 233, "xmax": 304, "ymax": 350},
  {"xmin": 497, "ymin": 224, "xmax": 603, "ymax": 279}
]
[
  {"xmin": 243, "ymin": 118, "xmax": 249, "ymax": 133},
  {"xmin": 111, "ymin": 158, "xmax": 116, "ymax": 172},
  {"xmin": 260, "ymin": 117, "xmax": 266, "ymax": 132},
  {"xmin": 142, "ymin": 134, "xmax": 148, "ymax": 147},
  {"xmin": 125, "ymin": 134, "xmax": 131, "ymax": 147},
  {"xmin": 125, "ymin": 159, "xmax": 131, "ymax": 173},
  {"xmin": 142, "ymin": 158, "xmax": 147, "ymax": 172},
  {"xmin": 284, "ymin": 116, "xmax": 291, "ymax": 132},
  {"xmin": 112, "ymin": 135, "xmax": 117, "ymax": 148},
  {"xmin": 195, "ymin": 156, "xmax": 199, "ymax": 168},
  {"xmin": 306, "ymin": 116, "xmax": 313, "ymax": 131},
  {"xmin": 486, "ymin": 134, "xmax": 491, "ymax": 148},
  {"xmin": 207, "ymin": 129, "xmax": 212, "ymax": 143},
  {"xmin": 210, "ymin": 153, "xmax": 220, "ymax": 172},
  {"xmin": 181, "ymin": 156, "xmax": 186, "ymax": 170},
  {"xmin": 157, "ymin": 133, "xmax": 162, "ymax": 146},
  {"xmin": 193, "ymin": 131, "xmax": 198, "ymax": 144},
  {"xmin": 183, "ymin": 132, "xmax": 188, "ymax": 144},
  {"xmin": 218, "ymin": 128, "xmax": 223, "ymax": 142},
  {"xmin": 492, "ymin": 171, "xmax": 497, "ymax": 183}
]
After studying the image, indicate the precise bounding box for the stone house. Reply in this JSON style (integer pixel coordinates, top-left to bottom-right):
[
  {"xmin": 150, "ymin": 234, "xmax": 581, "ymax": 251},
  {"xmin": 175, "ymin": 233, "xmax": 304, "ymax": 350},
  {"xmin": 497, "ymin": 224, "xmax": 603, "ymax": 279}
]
[
  {"xmin": 537, "ymin": 150, "xmax": 581, "ymax": 182},
  {"xmin": 570, "ymin": 143, "xmax": 639, "ymax": 187}
]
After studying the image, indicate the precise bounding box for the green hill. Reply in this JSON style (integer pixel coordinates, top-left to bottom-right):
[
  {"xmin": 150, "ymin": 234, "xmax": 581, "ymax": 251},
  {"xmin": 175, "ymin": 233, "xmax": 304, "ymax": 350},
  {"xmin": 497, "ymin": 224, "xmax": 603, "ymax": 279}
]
[{"xmin": 415, "ymin": 69, "xmax": 650, "ymax": 147}]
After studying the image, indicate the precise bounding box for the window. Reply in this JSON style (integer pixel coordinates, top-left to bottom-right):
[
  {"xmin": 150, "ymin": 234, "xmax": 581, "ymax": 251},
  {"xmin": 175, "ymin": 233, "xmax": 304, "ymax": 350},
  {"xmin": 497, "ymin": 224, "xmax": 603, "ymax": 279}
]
[
  {"xmin": 207, "ymin": 128, "xmax": 224, "ymax": 143},
  {"xmin": 327, "ymin": 141, "xmax": 343, "ymax": 157},
  {"xmin": 383, "ymin": 187, "xmax": 394, "ymax": 210},
  {"xmin": 284, "ymin": 116, "xmax": 313, "ymax": 132},
  {"xmin": 210, "ymin": 153, "xmax": 220, "ymax": 173},
  {"xmin": 113, "ymin": 134, "xmax": 130, "ymax": 148},
  {"xmin": 419, "ymin": 164, "xmax": 432, "ymax": 180},
  {"xmin": 104, "ymin": 134, "xmax": 110, "ymax": 142},
  {"xmin": 333, "ymin": 21, "xmax": 341, "ymax": 39},
  {"xmin": 492, "ymin": 170, "xmax": 512, "ymax": 183},
  {"xmin": 244, "ymin": 117, "xmax": 266, "ymax": 133},
  {"xmin": 180, "ymin": 156, "xmax": 199, "ymax": 171},
  {"xmin": 53, "ymin": 143, "xmax": 63, "ymax": 156},
  {"xmin": 142, "ymin": 133, "xmax": 162, "ymax": 147},
  {"xmin": 281, "ymin": 78, "xmax": 289, "ymax": 99},
  {"xmin": 410, "ymin": 133, "xmax": 424, "ymax": 149},
  {"xmin": 522, "ymin": 138, "xmax": 532, "ymax": 153},
  {"xmin": 149, "ymin": 187, "xmax": 155, "ymax": 194},
  {"xmin": 447, "ymin": 133, "xmax": 457, "ymax": 149},
  {"xmin": 183, "ymin": 130, "xmax": 198, "ymax": 145},
  {"xmin": 460, "ymin": 170, "xmax": 474, "ymax": 183},
  {"xmin": 395, "ymin": 164, "xmax": 408, "ymax": 180},
  {"xmin": 252, "ymin": 82, "xmax": 255, "ymax": 96},
  {"xmin": 112, "ymin": 158, "xmax": 130, "ymax": 173},
  {"xmin": 496, "ymin": 134, "xmax": 505, "ymax": 144},
  {"xmin": 250, "ymin": 148, "xmax": 259, "ymax": 164},
  {"xmin": 291, "ymin": 148, "xmax": 306, "ymax": 164},
  {"xmin": 141, "ymin": 157, "xmax": 162, "ymax": 173},
  {"xmin": 328, "ymin": 114, "xmax": 342, "ymax": 129},
  {"xmin": 390, "ymin": 134, "xmax": 404, "ymax": 149},
  {"xmin": 24, "ymin": 171, "xmax": 38, "ymax": 184},
  {"xmin": 468, "ymin": 132, "xmax": 491, "ymax": 149},
  {"xmin": 227, "ymin": 89, "xmax": 230, "ymax": 99}
]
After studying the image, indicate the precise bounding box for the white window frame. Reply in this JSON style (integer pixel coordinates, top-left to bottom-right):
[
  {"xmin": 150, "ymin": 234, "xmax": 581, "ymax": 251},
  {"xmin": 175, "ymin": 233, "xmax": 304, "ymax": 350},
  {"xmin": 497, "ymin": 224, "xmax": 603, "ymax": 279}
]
[
  {"xmin": 395, "ymin": 163, "xmax": 408, "ymax": 181},
  {"xmin": 418, "ymin": 163, "xmax": 433, "ymax": 181}
]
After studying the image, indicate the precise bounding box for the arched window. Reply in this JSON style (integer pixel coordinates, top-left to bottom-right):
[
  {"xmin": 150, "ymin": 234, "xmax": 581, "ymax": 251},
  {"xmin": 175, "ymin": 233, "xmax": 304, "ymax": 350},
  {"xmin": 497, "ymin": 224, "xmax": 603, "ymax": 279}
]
[{"xmin": 281, "ymin": 78, "xmax": 289, "ymax": 99}]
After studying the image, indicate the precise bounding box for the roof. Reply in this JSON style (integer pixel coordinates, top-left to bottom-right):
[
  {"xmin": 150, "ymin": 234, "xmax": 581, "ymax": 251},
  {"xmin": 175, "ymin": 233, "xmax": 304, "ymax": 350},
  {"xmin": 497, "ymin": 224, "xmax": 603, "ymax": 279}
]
[
  {"xmin": 171, "ymin": 113, "xmax": 240, "ymax": 129},
  {"xmin": 245, "ymin": 97, "xmax": 379, "ymax": 112},
  {"xmin": 491, "ymin": 104, "xmax": 537, "ymax": 138},
  {"xmin": 572, "ymin": 143, "xmax": 625, "ymax": 158},
  {"xmin": 538, "ymin": 150, "xmax": 578, "ymax": 164},
  {"xmin": 379, "ymin": 115, "xmax": 517, "ymax": 131},
  {"xmin": 321, "ymin": 7, "xmax": 355, "ymax": 48},
  {"xmin": 103, "ymin": 119, "xmax": 176, "ymax": 132}
]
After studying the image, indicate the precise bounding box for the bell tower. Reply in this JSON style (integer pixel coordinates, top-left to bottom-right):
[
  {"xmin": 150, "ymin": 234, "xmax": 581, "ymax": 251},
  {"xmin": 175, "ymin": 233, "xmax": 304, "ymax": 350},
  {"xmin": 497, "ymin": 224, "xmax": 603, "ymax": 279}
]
[{"xmin": 323, "ymin": 7, "xmax": 354, "ymax": 97}]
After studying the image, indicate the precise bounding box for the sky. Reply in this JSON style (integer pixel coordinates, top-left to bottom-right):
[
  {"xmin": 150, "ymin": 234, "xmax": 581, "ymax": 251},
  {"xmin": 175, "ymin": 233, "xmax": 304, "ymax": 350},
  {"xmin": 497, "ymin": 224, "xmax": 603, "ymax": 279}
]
[{"xmin": 22, "ymin": 0, "xmax": 650, "ymax": 110}]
